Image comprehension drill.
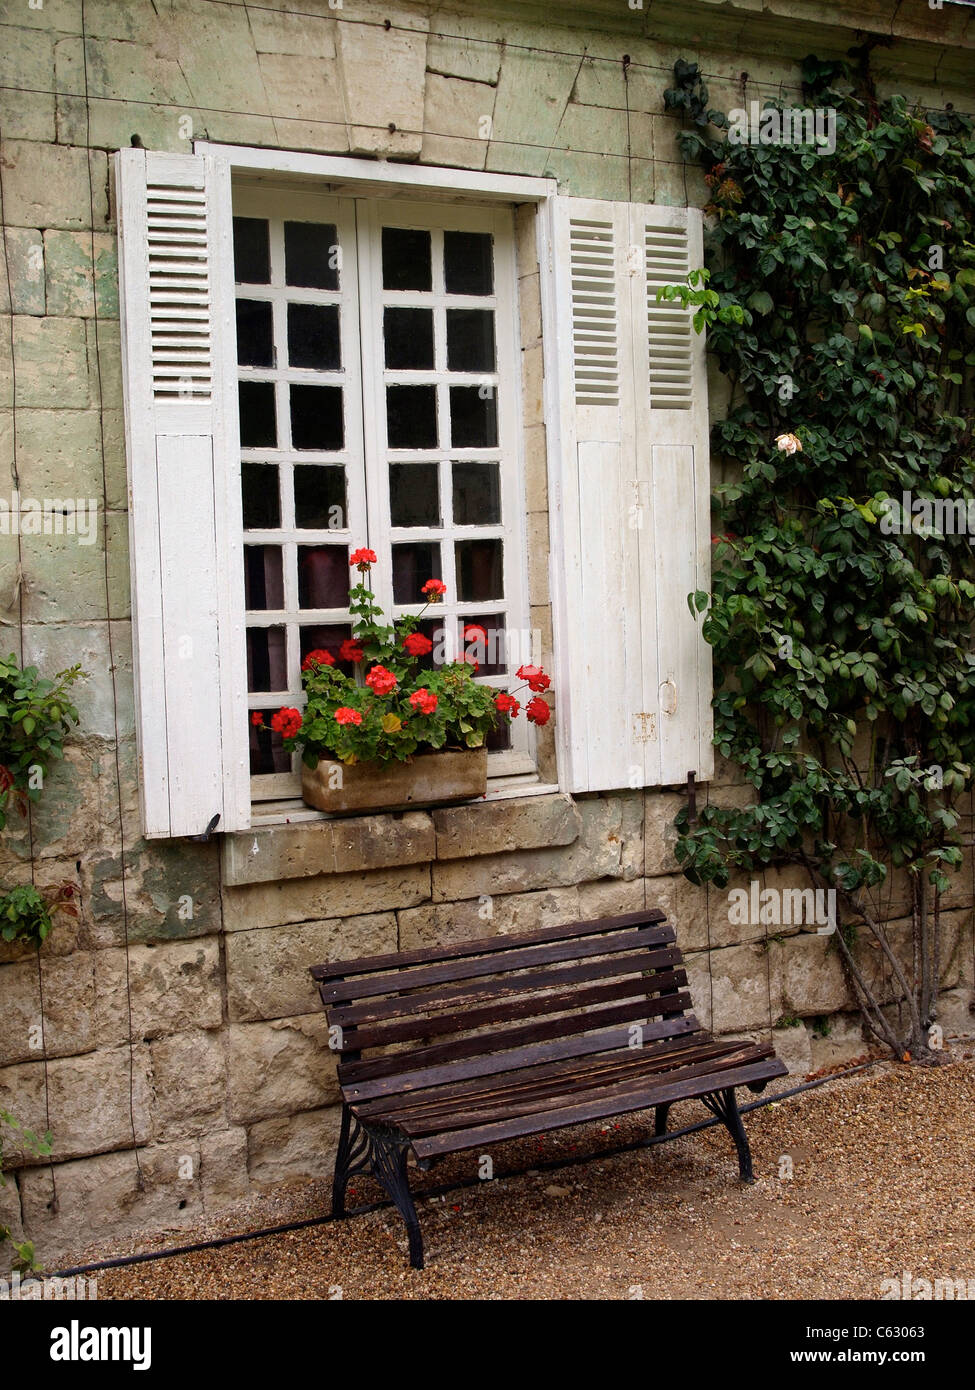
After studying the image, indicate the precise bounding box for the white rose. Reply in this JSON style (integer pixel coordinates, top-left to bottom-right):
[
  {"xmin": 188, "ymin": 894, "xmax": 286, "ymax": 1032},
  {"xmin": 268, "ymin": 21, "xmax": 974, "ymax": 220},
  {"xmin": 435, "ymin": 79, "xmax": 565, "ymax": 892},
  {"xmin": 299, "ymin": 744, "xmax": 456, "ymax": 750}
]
[{"xmin": 775, "ymin": 432, "xmax": 803, "ymax": 455}]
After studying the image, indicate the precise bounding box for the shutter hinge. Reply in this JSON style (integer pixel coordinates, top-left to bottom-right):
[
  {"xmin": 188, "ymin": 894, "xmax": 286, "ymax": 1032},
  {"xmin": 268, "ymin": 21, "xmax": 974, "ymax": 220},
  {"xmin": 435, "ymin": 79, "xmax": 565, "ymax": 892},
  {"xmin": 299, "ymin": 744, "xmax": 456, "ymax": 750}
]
[
  {"xmin": 686, "ymin": 771, "xmax": 697, "ymax": 828},
  {"xmin": 632, "ymin": 711, "xmax": 657, "ymax": 743},
  {"xmin": 188, "ymin": 812, "xmax": 220, "ymax": 842}
]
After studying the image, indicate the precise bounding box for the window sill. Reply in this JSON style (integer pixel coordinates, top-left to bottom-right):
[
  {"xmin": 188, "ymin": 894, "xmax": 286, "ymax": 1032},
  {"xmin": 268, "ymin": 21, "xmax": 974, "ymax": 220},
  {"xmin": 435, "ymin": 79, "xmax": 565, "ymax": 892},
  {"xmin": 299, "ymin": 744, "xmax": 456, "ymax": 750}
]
[{"xmin": 222, "ymin": 783, "xmax": 576, "ymax": 887}]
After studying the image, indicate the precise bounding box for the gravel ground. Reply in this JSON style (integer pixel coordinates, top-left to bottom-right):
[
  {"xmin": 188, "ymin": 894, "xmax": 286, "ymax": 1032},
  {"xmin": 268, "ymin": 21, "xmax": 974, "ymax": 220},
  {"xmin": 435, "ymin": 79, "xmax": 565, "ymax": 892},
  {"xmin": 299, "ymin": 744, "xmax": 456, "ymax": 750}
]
[{"xmin": 63, "ymin": 1047, "xmax": 975, "ymax": 1301}]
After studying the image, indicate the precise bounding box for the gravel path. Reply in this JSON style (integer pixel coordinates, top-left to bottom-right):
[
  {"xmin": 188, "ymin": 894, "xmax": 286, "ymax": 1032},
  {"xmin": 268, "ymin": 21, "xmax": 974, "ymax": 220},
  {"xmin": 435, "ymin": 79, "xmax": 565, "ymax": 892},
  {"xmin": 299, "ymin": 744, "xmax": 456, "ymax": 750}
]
[{"xmin": 77, "ymin": 1049, "xmax": 975, "ymax": 1300}]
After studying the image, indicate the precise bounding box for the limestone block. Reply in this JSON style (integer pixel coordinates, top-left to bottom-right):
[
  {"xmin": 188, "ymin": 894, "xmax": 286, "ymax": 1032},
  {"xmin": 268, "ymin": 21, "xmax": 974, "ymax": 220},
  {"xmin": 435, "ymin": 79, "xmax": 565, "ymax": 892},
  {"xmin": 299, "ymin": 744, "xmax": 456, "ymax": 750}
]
[
  {"xmin": 225, "ymin": 912, "xmax": 397, "ymax": 1022},
  {"xmin": 0, "ymin": 141, "xmax": 108, "ymax": 232},
  {"xmin": 337, "ymin": 19, "xmax": 428, "ymax": 157},
  {"xmin": 644, "ymin": 791, "xmax": 686, "ymax": 876},
  {"xmin": 257, "ymin": 52, "xmax": 349, "ymax": 154},
  {"xmin": 433, "ymin": 792, "xmax": 579, "ymax": 861},
  {"xmin": 0, "ymin": 952, "xmax": 95, "ymax": 1065},
  {"xmin": 0, "ymin": 229, "xmax": 44, "ymax": 314},
  {"xmin": 486, "ymin": 45, "xmax": 577, "ymax": 176},
  {"xmin": 149, "ymin": 1029, "xmax": 227, "ymax": 1138},
  {"xmin": 13, "ymin": 407, "xmax": 124, "ymax": 506},
  {"xmin": 95, "ymin": 939, "xmax": 222, "ymax": 1043},
  {"xmin": 0, "ymin": 1045, "xmax": 151, "ymax": 1164},
  {"xmin": 247, "ymin": 1104, "xmax": 343, "ymax": 1186},
  {"xmin": 200, "ymin": 1126, "xmax": 250, "ymax": 1211},
  {"xmin": 85, "ymin": 840, "xmax": 222, "ymax": 947},
  {"xmin": 222, "ymin": 811, "xmax": 435, "ymax": 886},
  {"xmin": 227, "ymin": 1016, "xmax": 340, "ymax": 1125},
  {"xmin": 42, "ymin": 231, "xmax": 118, "ymax": 318},
  {"xmin": 684, "ymin": 941, "xmax": 784, "ymax": 1033},
  {"xmin": 12, "ymin": 315, "xmax": 90, "ymax": 408},
  {"xmin": 421, "ymin": 71, "xmax": 493, "ymax": 170},
  {"xmin": 777, "ymin": 931, "xmax": 852, "ymax": 1016},
  {"xmin": 223, "ymin": 864, "xmax": 429, "ymax": 932},
  {"xmin": 807, "ymin": 1012, "xmax": 868, "ymax": 1072}
]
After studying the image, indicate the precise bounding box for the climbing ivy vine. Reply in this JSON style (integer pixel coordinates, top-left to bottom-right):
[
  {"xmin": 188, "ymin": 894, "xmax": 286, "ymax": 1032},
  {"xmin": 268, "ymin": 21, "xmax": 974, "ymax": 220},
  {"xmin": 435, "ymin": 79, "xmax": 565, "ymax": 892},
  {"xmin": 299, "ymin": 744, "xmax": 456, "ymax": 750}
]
[{"xmin": 663, "ymin": 57, "xmax": 975, "ymax": 1060}]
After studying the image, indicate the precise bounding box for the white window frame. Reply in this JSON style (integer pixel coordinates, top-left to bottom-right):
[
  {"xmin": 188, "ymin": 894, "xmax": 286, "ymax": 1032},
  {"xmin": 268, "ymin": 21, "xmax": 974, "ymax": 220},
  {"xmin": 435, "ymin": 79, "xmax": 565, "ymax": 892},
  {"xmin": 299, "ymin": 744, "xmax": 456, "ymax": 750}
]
[{"xmin": 195, "ymin": 143, "xmax": 563, "ymax": 808}]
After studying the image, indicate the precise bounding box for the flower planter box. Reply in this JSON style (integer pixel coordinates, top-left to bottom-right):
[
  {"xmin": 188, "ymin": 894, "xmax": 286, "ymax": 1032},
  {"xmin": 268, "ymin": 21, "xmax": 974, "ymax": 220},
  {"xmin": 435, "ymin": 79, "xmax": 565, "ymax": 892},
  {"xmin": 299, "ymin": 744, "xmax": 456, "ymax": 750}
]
[{"xmin": 301, "ymin": 746, "xmax": 488, "ymax": 815}]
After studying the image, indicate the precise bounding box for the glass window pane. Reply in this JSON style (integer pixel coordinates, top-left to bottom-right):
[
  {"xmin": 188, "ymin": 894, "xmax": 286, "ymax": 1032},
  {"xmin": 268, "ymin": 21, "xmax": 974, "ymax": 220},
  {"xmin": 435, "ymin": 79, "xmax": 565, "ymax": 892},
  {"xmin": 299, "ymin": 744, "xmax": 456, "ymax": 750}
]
[
  {"xmin": 387, "ymin": 384, "xmax": 437, "ymax": 449},
  {"xmin": 452, "ymin": 462, "xmax": 501, "ymax": 525},
  {"xmin": 382, "ymin": 226, "xmax": 432, "ymax": 291},
  {"xmin": 294, "ymin": 465, "xmax": 346, "ymax": 530},
  {"xmin": 384, "ymin": 307, "xmax": 434, "ymax": 369},
  {"xmin": 455, "ymin": 538, "xmax": 503, "ymax": 601},
  {"xmin": 389, "ymin": 463, "xmax": 440, "ymax": 528},
  {"xmin": 298, "ymin": 545, "xmax": 350, "ymax": 608},
  {"xmin": 290, "ymin": 384, "xmax": 344, "ymax": 451},
  {"xmin": 446, "ymin": 309, "xmax": 495, "ymax": 372},
  {"xmin": 236, "ymin": 299, "xmax": 274, "ymax": 368},
  {"xmin": 450, "ymin": 386, "xmax": 497, "ymax": 448},
  {"xmin": 460, "ymin": 613, "xmax": 506, "ymax": 676},
  {"xmin": 392, "ymin": 542, "xmax": 441, "ymax": 604},
  {"xmin": 239, "ymin": 380, "xmax": 277, "ymax": 448},
  {"xmin": 249, "ymin": 716, "xmax": 291, "ymax": 775},
  {"xmin": 233, "ymin": 217, "xmax": 270, "ymax": 284},
  {"xmin": 241, "ymin": 462, "xmax": 280, "ymax": 530},
  {"xmin": 486, "ymin": 717, "xmax": 512, "ymax": 752},
  {"xmin": 244, "ymin": 545, "xmax": 284, "ymax": 610},
  {"xmin": 284, "ymin": 221, "xmax": 339, "ymax": 289},
  {"xmin": 247, "ymin": 625, "xmax": 286, "ymax": 692},
  {"xmin": 444, "ymin": 230, "xmax": 493, "ymax": 295},
  {"xmin": 287, "ymin": 303, "xmax": 341, "ymax": 370},
  {"xmin": 300, "ymin": 623, "xmax": 352, "ymax": 669}
]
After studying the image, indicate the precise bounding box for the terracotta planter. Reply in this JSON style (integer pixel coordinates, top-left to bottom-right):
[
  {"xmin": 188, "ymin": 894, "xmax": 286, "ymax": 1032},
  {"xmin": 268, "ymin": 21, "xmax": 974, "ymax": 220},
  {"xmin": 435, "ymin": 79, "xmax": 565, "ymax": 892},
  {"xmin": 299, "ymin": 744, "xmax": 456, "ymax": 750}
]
[{"xmin": 301, "ymin": 746, "xmax": 488, "ymax": 815}]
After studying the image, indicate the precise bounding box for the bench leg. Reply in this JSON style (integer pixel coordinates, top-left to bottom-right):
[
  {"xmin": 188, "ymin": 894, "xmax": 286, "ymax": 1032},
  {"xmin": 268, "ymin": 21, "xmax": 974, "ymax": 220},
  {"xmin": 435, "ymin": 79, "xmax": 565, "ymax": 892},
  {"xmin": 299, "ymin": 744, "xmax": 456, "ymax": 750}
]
[
  {"xmin": 654, "ymin": 1102, "xmax": 671, "ymax": 1137},
  {"xmin": 332, "ymin": 1102, "xmax": 367, "ymax": 1218},
  {"xmin": 702, "ymin": 1087, "xmax": 755, "ymax": 1183},
  {"xmin": 365, "ymin": 1123, "xmax": 424, "ymax": 1271}
]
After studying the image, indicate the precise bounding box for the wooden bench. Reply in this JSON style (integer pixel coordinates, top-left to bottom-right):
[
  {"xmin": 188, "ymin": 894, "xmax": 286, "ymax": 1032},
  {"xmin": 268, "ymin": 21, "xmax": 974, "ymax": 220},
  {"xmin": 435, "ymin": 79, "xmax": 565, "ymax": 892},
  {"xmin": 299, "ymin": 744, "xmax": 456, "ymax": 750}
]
[{"xmin": 310, "ymin": 908, "xmax": 786, "ymax": 1269}]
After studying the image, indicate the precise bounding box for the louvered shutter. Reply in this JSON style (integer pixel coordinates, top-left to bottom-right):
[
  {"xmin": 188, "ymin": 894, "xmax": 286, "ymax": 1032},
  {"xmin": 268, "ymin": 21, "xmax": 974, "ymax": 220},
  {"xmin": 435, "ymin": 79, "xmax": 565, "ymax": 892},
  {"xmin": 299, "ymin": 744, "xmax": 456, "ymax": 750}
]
[
  {"xmin": 116, "ymin": 149, "xmax": 249, "ymax": 837},
  {"xmin": 549, "ymin": 196, "xmax": 713, "ymax": 793}
]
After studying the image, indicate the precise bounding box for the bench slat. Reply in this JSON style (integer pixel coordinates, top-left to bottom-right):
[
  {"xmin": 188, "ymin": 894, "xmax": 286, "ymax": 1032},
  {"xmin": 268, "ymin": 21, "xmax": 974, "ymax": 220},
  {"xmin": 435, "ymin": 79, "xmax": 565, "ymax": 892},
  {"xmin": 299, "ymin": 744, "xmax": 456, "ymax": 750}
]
[
  {"xmin": 341, "ymin": 971, "xmax": 689, "ymax": 1051},
  {"xmin": 338, "ymin": 997, "xmax": 696, "ymax": 1085},
  {"xmin": 340, "ymin": 1014, "xmax": 703, "ymax": 1097},
  {"xmin": 319, "ymin": 923, "xmax": 677, "ymax": 1005},
  {"xmin": 309, "ymin": 908, "xmax": 667, "ymax": 981},
  {"xmin": 410, "ymin": 1056, "xmax": 789, "ymax": 1159},
  {"xmin": 329, "ymin": 945, "xmax": 684, "ymax": 1027}
]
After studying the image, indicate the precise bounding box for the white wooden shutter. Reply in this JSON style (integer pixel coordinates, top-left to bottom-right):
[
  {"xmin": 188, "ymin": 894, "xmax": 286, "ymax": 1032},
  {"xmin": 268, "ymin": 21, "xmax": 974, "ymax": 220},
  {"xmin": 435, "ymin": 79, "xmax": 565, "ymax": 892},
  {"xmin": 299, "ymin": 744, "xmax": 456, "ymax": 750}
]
[
  {"xmin": 116, "ymin": 149, "xmax": 249, "ymax": 837},
  {"xmin": 548, "ymin": 196, "xmax": 713, "ymax": 792}
]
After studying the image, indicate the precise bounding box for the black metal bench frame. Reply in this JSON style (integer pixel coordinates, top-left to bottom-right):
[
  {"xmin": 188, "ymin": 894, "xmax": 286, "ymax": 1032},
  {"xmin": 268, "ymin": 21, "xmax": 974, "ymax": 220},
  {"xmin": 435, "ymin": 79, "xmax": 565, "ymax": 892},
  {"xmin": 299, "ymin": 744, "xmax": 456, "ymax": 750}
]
[{"xmin": 310, "ymin": 909, "xmax": 787, "ymax": 1270}]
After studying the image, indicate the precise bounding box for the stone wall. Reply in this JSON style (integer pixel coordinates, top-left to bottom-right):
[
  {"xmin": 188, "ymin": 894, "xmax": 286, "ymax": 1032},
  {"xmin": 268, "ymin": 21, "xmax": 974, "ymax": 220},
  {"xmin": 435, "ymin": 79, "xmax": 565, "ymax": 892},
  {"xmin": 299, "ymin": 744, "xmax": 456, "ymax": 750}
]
[{"xmin": 0, "ymin": 0, "xmax": 973, "ymax": 1260}]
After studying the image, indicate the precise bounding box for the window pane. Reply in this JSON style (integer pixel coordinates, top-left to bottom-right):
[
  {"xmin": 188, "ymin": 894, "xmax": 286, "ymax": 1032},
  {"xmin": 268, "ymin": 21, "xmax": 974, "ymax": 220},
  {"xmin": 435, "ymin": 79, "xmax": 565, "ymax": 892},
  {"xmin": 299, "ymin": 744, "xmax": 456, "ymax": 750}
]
[
  {"xmin": 384, "ymin": 307, "xmax": 434, "ymax": 369},
  {"xmin": 486, "ymin": 717, "xmax": 512, "ymax": 752},
  {"xmin": 444, "ymin": 230, "xmax": 493, "ymax": 295},
  {"xmin": 249, "ymin": 717, "xmax": 291, "ymax": 774},
  {"xmin": 382, "ymin": 226, "xmax": 432, "ymax": 291},
  {"xmin": 299, "ymin": 623, "xmax": 352, "ymax": 668},
  {"xmin": 241, "ymin": 462, "xmax": 280, "ymax": 529},
  {"xmin": 239, "ymin": 380, "xmax": 277, "ymax": 448},
  {"xmin": 236, "ymin": 299, "xmax": 274, "ymax": 368},
  {"xmin": 452, "ymin": 461, "xmax": 501, "ymax": 525},
  {"xmin": 450, "ymin": 386, "xmax": 497, "ymax": 448},
  {"xmin": 389, "ymin": 463, "xmax": 440, "ymax": 528},
  {"xmin": 290, "ymin": 384, "xmax": 344, "ymax": 451},
  {"xmin": 392, "ymin": 542, "xmax": 441, "ymax": 604},
  {"xmin": 294, "ymin": 465, "xmax": 346, "ymax": 530},
  {"xmin": 298, "ymin": 545, "xmax": 350, "ymax": 608},
  {"xmin": 244, "ymin": 546, "xmax": 284, "ymax": 610},
  {"xmin": 446, "ymin": 309, "xmax": 495, "ymax": 373},
  {"xmin": 460, "ymin": 613, "xmax": 506, "ymax": 676},
  {"xmin": 287, "ymin": 303, "xmax": 341, "ymax": 370},
  {"xmin": 233, "ymin": 217, "xmax": 270, "ymax": 284},
  {"xmin": 387, "ymin": 384, "xmax": 437, "ymax": 449},
  {"xmin": 284, "ymin": 221, "xmax": 339, "ymax": 289},
  {"xmin": 455, "ymin": 538, "xmax": 503, "ymax": 601},
  {"xmin": 247, "ymin": 625, "xmax": 286, "ymax": 692}
]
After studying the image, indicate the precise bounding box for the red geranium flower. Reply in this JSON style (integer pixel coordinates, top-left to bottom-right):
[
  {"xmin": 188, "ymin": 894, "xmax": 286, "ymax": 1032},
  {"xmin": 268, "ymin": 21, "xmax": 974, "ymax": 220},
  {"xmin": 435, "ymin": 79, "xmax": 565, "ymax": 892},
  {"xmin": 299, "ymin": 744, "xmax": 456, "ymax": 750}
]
[
  {"xmin": 525, "ymin": 696, "xmax": 551, "ymax": 727},
  {"xmin": 463, "ymin": 623, "xmax": 488, "ymax": 644},
  {"xmin": 270, "ymin": 707, "xmax": 303, "ymax": 739},
  {"xmin": 460, "ymin": 651, "xmax": 480, "ymax": 672},
  {"xmin": 334, "ymin": 707, "xmax": 363, "ymax": 726},
  {"xmin": 421, "ymin": 578, "xmax": 447, "ymax": 601},
  {"xmin": 339, "ymin": 639, "xmax": 364, "ymax": 664},
  {"xmin": 494, "ymin": 692, "xmax": 520, "ymax": 717},
  {"xmin": 409, "ymin": 688, "xmax": 438, "ymax": 715},
  {"xmin": 516, "ymin": 664, "xmax": 551, "ymax": 693},
  {"xmin": 250, "ymin": 711, "xmax": 264, "ymax": 727},
  {"xmin": 301, "ymin": 648, "xmax": 335, "ymax": 671},
  {"xmin": 403, "ymin": 631, "xmax": 433, "ymax": 657},
  {"xmin": 365, "ymin": 665, "xmax": 398, "ymax": 696},
  {"xmin": 349, "ymin": 547, "xmax": 378, "ymax": 571}
]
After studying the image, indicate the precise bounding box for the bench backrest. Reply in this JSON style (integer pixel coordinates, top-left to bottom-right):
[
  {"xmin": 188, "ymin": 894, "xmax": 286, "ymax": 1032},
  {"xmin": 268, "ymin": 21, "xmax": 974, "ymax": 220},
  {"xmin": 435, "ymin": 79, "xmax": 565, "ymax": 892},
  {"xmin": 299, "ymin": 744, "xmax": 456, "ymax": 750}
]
[{"xmin": 310, "ymin": 909, "xmax": 702, "ymax": 1090}]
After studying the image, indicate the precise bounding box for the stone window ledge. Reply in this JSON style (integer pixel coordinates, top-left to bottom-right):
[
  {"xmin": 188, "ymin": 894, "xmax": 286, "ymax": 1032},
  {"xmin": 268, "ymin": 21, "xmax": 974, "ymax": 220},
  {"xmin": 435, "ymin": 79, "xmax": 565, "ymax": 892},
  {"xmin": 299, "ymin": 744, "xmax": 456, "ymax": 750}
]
[{"xmin": 221, "ymin": 789, "xmax": 578, "ymax": 887}]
